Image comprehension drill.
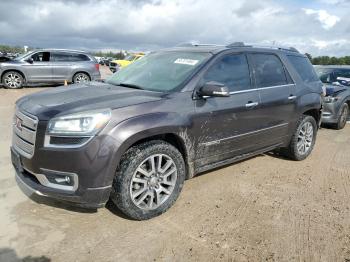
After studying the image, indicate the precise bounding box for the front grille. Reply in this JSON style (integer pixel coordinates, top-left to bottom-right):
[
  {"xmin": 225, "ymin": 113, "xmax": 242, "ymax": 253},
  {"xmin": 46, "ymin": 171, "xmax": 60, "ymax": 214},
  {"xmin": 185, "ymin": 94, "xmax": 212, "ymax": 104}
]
[{"xmin": 12, "ymin": 108, "xmax": 38, "ymax": 158}]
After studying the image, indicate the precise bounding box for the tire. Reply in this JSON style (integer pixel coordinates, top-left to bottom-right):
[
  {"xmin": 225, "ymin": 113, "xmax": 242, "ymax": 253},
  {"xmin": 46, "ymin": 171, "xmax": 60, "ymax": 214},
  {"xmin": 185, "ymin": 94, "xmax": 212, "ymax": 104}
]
[
  {"xmin": 110, "ymin": 140, "xmax": 186, "ymax": 220},
  {"xmin": 73, "ymin": 72, "xmax": 90, "ymax": 84},
  {"xmin": 335, "ymin": 103, "xmax": 349, "ymax": 130},
  {"xmin": 282, "ymin": 115, "xmax": 317, "ymax": 161},
  {"xmin": 2, "ymin": 71, "xmax": 24, "ymax": 89}
]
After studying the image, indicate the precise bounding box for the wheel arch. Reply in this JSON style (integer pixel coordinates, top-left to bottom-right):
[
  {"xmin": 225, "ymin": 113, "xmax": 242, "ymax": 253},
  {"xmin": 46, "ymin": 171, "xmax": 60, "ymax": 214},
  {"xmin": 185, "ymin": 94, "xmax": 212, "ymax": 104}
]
[
  {"xmin": 1, "ymin": 69, "xmax": 26, "ymax": 83},
  {"xmin": 302, "ymin": 108, "xmax": 321, "ymax": 127}
]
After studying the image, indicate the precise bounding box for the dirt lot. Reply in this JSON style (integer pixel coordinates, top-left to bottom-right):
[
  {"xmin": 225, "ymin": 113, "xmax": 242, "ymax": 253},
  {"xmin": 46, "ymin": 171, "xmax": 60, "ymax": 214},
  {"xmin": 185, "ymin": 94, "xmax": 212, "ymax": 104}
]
[{"xmin": 1, "ymin": 67, "xmax": 350, "ymax": 261}]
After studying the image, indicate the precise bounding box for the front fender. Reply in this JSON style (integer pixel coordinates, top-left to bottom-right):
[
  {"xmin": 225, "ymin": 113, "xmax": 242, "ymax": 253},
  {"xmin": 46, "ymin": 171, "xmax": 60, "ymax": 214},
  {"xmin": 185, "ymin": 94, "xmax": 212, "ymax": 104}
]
[{"xmin": 103, "ymin": 112, "xmax": 194, "ymax": 184}]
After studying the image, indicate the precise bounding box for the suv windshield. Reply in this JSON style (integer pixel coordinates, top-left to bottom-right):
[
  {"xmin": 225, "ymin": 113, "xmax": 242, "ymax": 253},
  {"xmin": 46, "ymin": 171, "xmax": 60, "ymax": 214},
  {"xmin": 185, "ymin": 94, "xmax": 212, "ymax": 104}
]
[
  {"xmin": 106, "ymin": 51, "xmax": 211, "ymax": 92},
  {"xmin": 14, "ymin": 51, "xmax": 34, "ymax": 61},
  {"xmin": 124, "ymin": 55, "xmax": 136, "ymax": 61},
  {"xmin": 315, "ymin": 67, "xmax": 334, "ymax": 83}
]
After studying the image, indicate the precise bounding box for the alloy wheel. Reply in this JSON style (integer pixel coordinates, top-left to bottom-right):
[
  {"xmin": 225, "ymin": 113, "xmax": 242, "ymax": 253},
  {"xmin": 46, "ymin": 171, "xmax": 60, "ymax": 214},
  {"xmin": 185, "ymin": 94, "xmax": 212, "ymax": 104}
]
[
  {"xmin": 74, "ymin": 73, "xmax": 90, "ymax": 83},
  {"xmin": 297, "ymin": 121, "xmax": 314, "ymax": 155},
  {"xmin": 4, "ymin": 73, "xmax": 22, "ymax": 88},
  {"xmin": 130, "ymin": 154, "xmax": 177, "ymax": 210},
  {"xmin": 340, "ymin": 106, "xmax": 348, "ymax": 126}
]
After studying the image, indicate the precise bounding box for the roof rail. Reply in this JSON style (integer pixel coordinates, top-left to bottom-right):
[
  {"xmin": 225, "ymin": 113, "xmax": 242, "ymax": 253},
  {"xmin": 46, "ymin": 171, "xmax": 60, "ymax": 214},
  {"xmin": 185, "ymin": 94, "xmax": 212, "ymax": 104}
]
[
  {"xmin": 226, "ymin": 42, "xmax": 299, "ymax": 53},
  {"xmin": 175, "ymin": 42, "xmax": 223, "ymax": 47}
]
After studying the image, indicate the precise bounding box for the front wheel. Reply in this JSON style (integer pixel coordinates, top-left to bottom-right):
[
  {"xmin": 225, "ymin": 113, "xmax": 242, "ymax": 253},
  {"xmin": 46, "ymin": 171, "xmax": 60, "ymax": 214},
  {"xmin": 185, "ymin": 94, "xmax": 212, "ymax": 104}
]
[
  {"xmin": 335, "ymin": 103, "xmax": 349, "ymax": 130},
  {"xmin": 282, "ymin": 115, "xmax": 317, "ymax": 161},
  {"xmin": 110, "ymin": 140, "xmax": 186, "ymax": 220},
  {"xmin": 2, "ymin": 71, "xmax": 24, "ymax": 89}
]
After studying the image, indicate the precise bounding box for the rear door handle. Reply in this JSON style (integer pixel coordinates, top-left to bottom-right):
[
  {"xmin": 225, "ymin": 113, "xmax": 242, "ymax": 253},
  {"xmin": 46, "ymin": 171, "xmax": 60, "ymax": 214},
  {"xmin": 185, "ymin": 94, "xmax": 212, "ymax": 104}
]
[
  {"xmin": 245, "ymin": 102, "xmax": 259, "ymax": 108},
  {"xmin": 288, "ymin": 95, "xmax": 297, "ymax": 100}
]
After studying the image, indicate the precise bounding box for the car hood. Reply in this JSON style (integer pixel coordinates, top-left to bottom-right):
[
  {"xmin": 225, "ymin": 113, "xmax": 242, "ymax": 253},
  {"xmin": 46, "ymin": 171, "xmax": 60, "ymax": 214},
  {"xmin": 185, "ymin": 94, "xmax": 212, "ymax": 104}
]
[
  {"xmin": 325, "ymin": 84, "xmax": 348, "ymax": 96},
  {"xmin": 16, "ymin": 81, "xmax": 163, "ymax": 120},
  {"xmin": 112, "ymin": 60, "xmax": 132, "ymax": 67},
  {"xmin": 0, "ymin": 60, "xmax": 23, "ymax": 66}
]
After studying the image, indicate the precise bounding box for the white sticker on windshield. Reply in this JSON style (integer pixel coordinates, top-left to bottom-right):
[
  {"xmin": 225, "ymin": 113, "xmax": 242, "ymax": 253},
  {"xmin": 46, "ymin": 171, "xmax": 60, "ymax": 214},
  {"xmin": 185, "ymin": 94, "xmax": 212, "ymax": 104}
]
[{"xmin": 174, "ymin": 58, "xmax": 199, "ymax": 66}]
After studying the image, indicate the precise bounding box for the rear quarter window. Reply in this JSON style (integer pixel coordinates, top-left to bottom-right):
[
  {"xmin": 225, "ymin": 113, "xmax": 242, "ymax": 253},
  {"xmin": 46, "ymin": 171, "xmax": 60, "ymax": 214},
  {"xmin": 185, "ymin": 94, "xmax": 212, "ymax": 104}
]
[{"xmin": 287, "ymin": 55, "xmax": 319, "ymax": 83}]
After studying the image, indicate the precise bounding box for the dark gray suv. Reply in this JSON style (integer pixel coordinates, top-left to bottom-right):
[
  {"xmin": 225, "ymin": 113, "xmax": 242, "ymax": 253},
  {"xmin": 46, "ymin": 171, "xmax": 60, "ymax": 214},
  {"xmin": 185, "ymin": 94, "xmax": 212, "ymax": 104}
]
[
  {"xmin": 11, "ymin": 43, "xmax": 323, "ymax": 220},
  {"xmin": 1, "ymin": 49, "xmax": 100, "ymax": 89}
]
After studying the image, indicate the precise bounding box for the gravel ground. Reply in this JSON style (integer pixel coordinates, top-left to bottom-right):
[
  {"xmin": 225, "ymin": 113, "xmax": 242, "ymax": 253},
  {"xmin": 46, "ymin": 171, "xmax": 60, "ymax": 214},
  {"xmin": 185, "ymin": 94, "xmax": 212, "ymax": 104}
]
[{"xmin": 1, "ymin": 67, "xmax": 350, "ymax": 261}]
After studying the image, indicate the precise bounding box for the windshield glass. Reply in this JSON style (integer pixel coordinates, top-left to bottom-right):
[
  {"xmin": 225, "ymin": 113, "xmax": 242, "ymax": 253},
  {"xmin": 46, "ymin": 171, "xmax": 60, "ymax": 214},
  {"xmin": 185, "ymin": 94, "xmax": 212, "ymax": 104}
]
[
  {"xmin": 106, "ymin": 51, "xmax": 211, "ymax": 92},
  {"xmin": 14, "ymin": 51, "xmax": 34, "ymax": 61},
  {"xmin": 315, "ymin": 67, "xmax": 333, "ymax": 83},
  {"xmin": 124, "ymin": 55, "xmax": 136, "ymax": 61}
]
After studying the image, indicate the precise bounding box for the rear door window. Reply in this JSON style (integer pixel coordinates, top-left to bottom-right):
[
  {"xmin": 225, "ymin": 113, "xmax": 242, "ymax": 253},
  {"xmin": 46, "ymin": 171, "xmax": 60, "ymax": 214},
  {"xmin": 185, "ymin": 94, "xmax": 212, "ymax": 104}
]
[
  {"xmin": 52, "ymin": 52, "xmax": 90, "ymax": 62},
  {"xmin": 51, "ymin": 52, "xmax": 71, "ymax": 62},
  {"xmin": 202, "ymin": 53, "xmax": 251, "ymax": 92},
  {"xmin": 251, "ymin": 53, "xmax": 288, "ymax": 88},
  {"xmin": 287, "ymin": 55, "xmax": 319, "ymax": 83}
]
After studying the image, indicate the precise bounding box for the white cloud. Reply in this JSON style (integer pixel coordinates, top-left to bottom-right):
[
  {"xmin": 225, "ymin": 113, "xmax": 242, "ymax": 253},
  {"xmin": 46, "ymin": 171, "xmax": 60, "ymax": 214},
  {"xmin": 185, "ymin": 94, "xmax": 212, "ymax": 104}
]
[
  {"xmin": 303, "ymin": 8, "xmax": 340, "ymax": 30},
  {"xmin": 0, "ymin": 0, "xmax": 349, "ymax": 56}
]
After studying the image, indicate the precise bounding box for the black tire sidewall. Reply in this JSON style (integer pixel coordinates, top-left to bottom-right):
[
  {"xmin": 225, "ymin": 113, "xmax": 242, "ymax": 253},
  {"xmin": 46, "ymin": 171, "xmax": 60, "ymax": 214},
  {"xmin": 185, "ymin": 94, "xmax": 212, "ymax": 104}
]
[
  {"xmin": 336, "ymin": 103, "xmax": 349, "ymax": 130},
  {"xmin": 3, "ymin": 71, "xmax": 24, "ymax": 89},
  {"xmin": 111, "ymin": 140, "xmax": 186, "ymax": 220}
]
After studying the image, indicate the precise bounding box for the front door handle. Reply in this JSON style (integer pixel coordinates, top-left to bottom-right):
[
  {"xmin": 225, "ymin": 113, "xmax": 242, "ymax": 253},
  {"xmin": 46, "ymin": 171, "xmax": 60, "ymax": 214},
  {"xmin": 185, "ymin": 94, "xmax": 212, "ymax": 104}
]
[
  {"xmin": 245, "ymin": 102, "xmax": 259, "ymax": 108},
  {"xmin": 288, "ymin": 95, "xmax": 297, "ymax": 100}
]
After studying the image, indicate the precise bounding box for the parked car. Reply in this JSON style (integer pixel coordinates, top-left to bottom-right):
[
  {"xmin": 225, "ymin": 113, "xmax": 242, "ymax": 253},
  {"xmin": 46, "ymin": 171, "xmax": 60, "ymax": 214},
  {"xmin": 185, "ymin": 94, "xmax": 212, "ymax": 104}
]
[
  {"xmin": 100, "ymin": 57, "xmax": 113, "ymax": 66},
  {"xmin": 314, "ymin": 66, "xmax": 350, "ymax": 129},
  {"xmin": 0, "ymin": 56, "xmax": 12, "ymax": 63},
  {"xmin": 109, "ymin": 53, "xmax": 145, "ymax": 73},
  {"xmin": 0, "ymin": 49, "xmax": 100, "ymax": 89},
  {"xmin": 12, "ymin": 43, "xmax": 323, "ymax": 220}
]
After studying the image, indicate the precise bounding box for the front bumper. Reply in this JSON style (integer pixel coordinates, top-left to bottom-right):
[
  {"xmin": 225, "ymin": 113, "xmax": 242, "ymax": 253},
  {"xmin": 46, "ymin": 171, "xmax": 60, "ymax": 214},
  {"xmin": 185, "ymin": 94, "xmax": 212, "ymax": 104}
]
[
  {"xmin": 12, "ymin": 146, "xmax": 112, "ymax": 208},
  {"xmin": 321, "ymin": 101, "xmax": 340, "ymax": 124}
]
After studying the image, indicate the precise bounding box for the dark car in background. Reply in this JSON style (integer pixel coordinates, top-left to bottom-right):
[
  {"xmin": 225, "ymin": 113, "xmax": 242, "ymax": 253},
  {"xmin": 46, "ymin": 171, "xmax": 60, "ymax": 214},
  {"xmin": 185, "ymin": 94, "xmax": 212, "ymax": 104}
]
[
  {"xmin": 12, "ymin": 43, "xmax": 323, "ymax": 220},
  {"xmin": 0, "ymin": 49, "xmax": 101, "ymax": 89},
  {"xmin": 315, "ymin": 66, "xmax": 350, "ymax": 129}
]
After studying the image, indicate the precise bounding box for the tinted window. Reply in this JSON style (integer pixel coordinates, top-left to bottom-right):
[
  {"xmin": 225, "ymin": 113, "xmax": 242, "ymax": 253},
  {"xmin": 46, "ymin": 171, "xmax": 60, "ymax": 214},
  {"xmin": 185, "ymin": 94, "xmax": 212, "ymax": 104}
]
[
  {"xmin": 71, "ymin": 53, "xmax": 90, "ymax": 61},
  {"xmin": 52, "ymin": 52, "xmax": 90, "ymax": 62},
  {"xmin": 251, "ymin": 54, "xmax": 288, "ymax": 87},
  {"xmin": 334, "ymin": 69, "xmax": 350, "ymax": 79},
  {"xmin": 52, "ymin": 52, "xmax": 71, "ymax": 62},
  {"xmin": 202, "ymin": 54, "xmax": 251, "ymax": 92},
  {"xmin": 288, "ymin": 55, "xmax": 319, "ymax": 83},
  {"xmin": 31, "ymin": 52, "xmax": 50, "ymax": 62}
]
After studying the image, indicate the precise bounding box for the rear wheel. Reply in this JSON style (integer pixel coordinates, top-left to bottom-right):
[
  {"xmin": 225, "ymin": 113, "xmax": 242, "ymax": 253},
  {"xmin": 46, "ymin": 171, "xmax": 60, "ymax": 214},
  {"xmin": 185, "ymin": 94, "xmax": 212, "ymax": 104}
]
[
  {"xmin": 110, "ymin": 140, "xmax": 186, "ymax": 220},
  {"xmin": 2, "ymin": 71, "xmax": 24, "ymax": 89},
  {"xmin": 73, "ymin": 72, "xmax": 90, "ymax": 84},
  {"xmin": 335, "ymin": 103, "xmax": 349, "ymax": 130},
  {"xmin": 282, "ymin": 115, "xmax": 317, "ymax": 161}
]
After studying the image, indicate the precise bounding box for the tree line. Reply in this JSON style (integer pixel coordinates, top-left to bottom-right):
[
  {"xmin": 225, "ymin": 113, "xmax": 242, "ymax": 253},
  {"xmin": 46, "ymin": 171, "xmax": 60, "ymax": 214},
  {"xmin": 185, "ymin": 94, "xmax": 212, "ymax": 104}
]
[{"xmin": 1, "ymin": 44, "xmax": 349, "ymax": 65}]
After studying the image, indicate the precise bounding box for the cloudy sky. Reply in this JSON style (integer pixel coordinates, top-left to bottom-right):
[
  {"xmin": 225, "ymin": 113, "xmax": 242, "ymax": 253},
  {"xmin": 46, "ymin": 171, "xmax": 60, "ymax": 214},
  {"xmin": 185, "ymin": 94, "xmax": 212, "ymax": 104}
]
[{"xmin": 0, "ymin": 0, "xmax": 349, "ymax": 56}]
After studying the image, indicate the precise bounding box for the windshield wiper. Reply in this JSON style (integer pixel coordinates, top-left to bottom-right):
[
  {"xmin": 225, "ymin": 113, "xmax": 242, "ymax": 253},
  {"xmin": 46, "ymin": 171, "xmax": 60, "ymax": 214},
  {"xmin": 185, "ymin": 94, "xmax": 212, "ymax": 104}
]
[{"xmin": 118, "ymin": 83, "xmax": 144, "ymax": 90}]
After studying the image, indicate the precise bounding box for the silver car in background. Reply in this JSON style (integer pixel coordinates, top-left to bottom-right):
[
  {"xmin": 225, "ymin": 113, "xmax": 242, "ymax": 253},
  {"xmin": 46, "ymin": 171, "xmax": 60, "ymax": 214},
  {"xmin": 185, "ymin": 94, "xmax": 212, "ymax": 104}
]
[{"xmin": 0, "ymin": 49, "xmax": 101, "ymax": 89}]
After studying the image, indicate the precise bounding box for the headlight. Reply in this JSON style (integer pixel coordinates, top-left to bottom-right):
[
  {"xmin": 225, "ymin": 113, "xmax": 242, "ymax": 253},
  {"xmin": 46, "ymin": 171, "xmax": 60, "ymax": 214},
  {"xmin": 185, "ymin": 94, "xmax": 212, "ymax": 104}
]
[
  {"xmin": 323, "ymin": 96, "xmax": 339, "ymax": 103},
  {"xmin": 47, "ymin": 109, "xmax": 111, "ymax": 136}
]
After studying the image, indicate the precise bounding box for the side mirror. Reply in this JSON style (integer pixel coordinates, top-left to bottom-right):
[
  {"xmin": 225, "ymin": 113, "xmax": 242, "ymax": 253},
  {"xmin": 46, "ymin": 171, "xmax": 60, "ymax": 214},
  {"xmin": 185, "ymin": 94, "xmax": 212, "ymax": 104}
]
[
  {"xmin": 198, "ymin": 81, "xmax": 230, "ymax": 97},
  {"xmin": 26, "ymin": 58, "xmax": 34, "ymax": 64}
]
